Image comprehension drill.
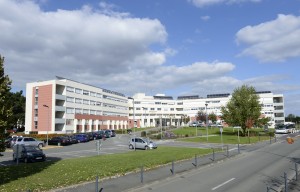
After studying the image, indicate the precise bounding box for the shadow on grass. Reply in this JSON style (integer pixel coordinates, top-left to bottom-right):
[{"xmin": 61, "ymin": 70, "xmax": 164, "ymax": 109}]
[{"xmin": 0, "ymin": 156, "xmax": 62, "ymax": 186}]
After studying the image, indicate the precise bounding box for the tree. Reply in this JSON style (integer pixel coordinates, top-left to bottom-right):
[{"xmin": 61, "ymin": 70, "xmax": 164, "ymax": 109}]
[
  {"xmin": 196, "ymin": 110, "xmax": 206, "ymax": 122},
  {"xmin": 221, "ymin": 85, "xmax": 261, "ymax": 136},
  {"xmin": 181, "ymin": 115, "xmax": 190, "ymax": 124},
  {"xmin": 6, "ymin": 91, "xmax": 26, "ymax": 132},
  {"xmin": 0, "ymin": 55, "xmax": 13, "ymax": 153},
  {"xmin": 208, "ymin": 112, "xmax": 217, "ymax": 123}
]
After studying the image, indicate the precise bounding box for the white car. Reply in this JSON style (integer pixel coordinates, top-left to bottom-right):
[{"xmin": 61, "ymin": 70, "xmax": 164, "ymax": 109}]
[
  {"xmin": 129, "ymin": 137, "xmax": 157, "ymax": 150},
  {"xmin": 15, "ymin": 137, "xmax": 45, "ymax": 148}
]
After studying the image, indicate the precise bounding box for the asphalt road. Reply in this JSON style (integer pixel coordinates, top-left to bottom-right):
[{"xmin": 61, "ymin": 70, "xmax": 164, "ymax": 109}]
[{"xmin": 129, "ymin": 135, "xmax": 300, "ymax": 192}]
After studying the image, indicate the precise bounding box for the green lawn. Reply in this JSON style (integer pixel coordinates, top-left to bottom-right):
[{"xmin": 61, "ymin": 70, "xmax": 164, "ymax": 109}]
[
  {"xmin": 173, "ymin": 127, "xmax": 274, "ymax": 144},
  {"xmin": 0, "ymin": 146, "xmax": 212, "ymax": 192}
]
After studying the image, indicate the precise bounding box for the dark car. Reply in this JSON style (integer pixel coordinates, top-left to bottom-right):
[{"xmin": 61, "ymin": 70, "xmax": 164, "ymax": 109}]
[
  {"xmin": 48, "ymin": 136, "xmax": 71, "ymax": 146},
  {"xmin": 74, "ymin": 134, "xmax": 89, "ymax": 143},
  {"xmin": 111, "ymin": 130, "xmax": 116, "ymax": 137},
  {"xmin": 5, "ymin": 137, "xmax": 13, "ymax": 148},
  {"xmin": 13, "ymin": 145, "xmax": 46, "ymax": 163},
  {"xmin": 104, "ymin": 130, "xmax": 112, "ymax": 138},
  {"xmin": 64, "ymin": 135, "xmax": 78, "ymax": 144}
]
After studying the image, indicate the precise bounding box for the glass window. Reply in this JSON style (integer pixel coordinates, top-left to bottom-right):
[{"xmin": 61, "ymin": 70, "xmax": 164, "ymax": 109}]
[
  {"xmin": 83, "ymin": 109, "xmax": 89, "ymax": 114},
  {"xmin": 75, "ymin": 88, "xmax": 82, "ymax": 94},
  {"xmin": 66, "ymin": 119, "xmax": 74, "ymax": 125},
  {"xmin": 83, "ymin": 99, "xmax": 89, "ymax": 105},
  {"xmin": 90, "ymin": 92, "xmax": 96, "ymax": 97},
  {"xmin": 83, "ymin": 90, "xmax": 89, "ymax": 95},
  {"xmin": 75, "ymin": 108, "xmax": 82, "ymax": 114},
  {"xmin": 75, "ymin": 98, "xmax": 82, "ymax": 104},
  {"xmin": 66, "ymin": 108, "xmax": 74, "ymax": 114},
  {"xmin": 66, "ymin": 86, "xmax": 74, "ymax": 92},
  {"xmin": 96, "ymin": 93, "xmax": 102, "ymax": 98},
  {"xmin": 66, "ymin": 97, "xmax": 74, "ymax": 103}
]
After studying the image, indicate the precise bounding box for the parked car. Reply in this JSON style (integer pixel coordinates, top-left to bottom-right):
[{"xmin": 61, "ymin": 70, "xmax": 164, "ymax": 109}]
[
  {"xmin": 74, "ymin": 134, "xmax": 89, "ymax": 143},
  {"xmin": 104, "ymin": 130, "xmax": 112, "ymax": 138},
  {"xmin": 189, "ymin": 122, "xmax": 198, "ymax": 127},
  {"xmin": 13, "ymin": 145, "xmax": 46, "ymax": 163},
  {"xmin": 64, "ymin": 135, "xmax": 78, "ymax": 144},
  {"xmin": 129, "ymin": 137, "xmax": 157, "ymax": 150},
  {"xmin": 15, "ymin": 137, "xmax": 44, "ymax": 148},
  {"xmin": 9, "ymin": 136, "xmax": 21, "ymax": 148},
  {"xmin": 111, "ymin": 130, "xmax": 116, "ymax": 137},
  {"xmin": 48, "ymin": 136, "xmax": 71, "ymax": 146}
]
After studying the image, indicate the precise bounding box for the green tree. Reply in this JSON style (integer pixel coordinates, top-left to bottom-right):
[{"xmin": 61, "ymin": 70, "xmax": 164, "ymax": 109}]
[
  {"xmin": 221, "ymin": 85, "xmax": 261, "ymax": 136},
  {"xmin": 208, "ymin": 112, "xmax": 217, "ymax": 123},
  {"xmin": 6, "ymin": 91, "xmax": 26, "ymax": 132},
  {"xmin": 196, "ymin": 110, "xmax": 206, "ymax": 122},
  {"xmin": 285, "ymin": 114, "xmax": 296, "ymax": 122},
  {"xmin": 0, "ymin": 55, "xmax": 13, "ymax": 153}
]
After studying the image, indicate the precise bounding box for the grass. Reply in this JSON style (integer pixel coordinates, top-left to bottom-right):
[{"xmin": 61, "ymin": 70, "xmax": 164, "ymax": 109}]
[
  {"xmin": 173, "ymin": 127, "xmax": 273, "ymax": 144},
  {"xmin": 0, "ymin": 146, "xmax": 212, "ymax": 192}
]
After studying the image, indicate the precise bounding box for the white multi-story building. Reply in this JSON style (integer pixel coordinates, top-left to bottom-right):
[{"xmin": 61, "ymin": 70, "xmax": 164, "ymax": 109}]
[
  {"xmin": 25, "ymin": 77, "xmax": 129, "ymax": 134},
  {"xmin": 128, "ymin": 92, "xmax": 285, "ymax": 128},
  {"xmin": 25, "ymin": 77, "xmax": 285, "ymax": 134}
]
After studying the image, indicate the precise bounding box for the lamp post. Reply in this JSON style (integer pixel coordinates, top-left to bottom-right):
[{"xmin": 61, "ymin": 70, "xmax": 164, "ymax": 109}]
[
  {"xmin": 128, "ymin": 97, "xmax": 136, "ymax": 151},
  {"xmin": 43, "ymin": 104, "xmax": 49, "ymax": 146},
  {"xmin": 205, "ymin": 103, "xmax": 208, "ymax": 142}
]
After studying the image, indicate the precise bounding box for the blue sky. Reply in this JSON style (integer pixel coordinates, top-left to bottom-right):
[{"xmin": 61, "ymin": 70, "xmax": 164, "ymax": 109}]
[{"xmin": 1, "ymin": 0, "xmax": 300, "ymax": 115}]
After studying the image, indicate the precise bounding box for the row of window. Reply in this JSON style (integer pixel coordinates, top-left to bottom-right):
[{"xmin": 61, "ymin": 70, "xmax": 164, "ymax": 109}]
[
  {"xmin": 66, "ymin": 108, "xmax": 102, "ymax": 115},
  {"xmin": 66, "ymin": 86, "xmax": 127, "ymax": 103}
]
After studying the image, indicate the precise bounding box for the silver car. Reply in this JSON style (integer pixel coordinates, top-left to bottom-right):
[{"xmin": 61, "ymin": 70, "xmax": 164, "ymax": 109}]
[
  {"xmin": 129, "ymin": 137, "xmax": 157, "ymax": 150},
  {"xmin": 15, "ymin": 137, "xmax": 45, "ymax": 148}
]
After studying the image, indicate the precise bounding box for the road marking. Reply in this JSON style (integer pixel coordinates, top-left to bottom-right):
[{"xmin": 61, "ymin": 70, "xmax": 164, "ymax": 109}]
[{"xmin": 212, "ymin": 178, "xmax": 235, "ymax": 191}]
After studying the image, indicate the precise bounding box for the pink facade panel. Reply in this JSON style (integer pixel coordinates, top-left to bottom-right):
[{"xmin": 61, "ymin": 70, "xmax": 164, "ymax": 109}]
[{"xmin": 35, "ymin": 84, "xmax": 52, "ymax": 132}]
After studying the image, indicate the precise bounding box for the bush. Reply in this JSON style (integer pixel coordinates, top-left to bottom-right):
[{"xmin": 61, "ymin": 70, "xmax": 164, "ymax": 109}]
[{"xmin": 141, "ymin": 131, "xmax": 146, "ymax": 137}]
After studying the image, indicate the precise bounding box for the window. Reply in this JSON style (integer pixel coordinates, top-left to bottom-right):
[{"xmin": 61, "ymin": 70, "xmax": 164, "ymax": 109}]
[
  {"xmin": 66, "ymin": 119, "xmax": 74, "ymax": 125},
  {"xmin": 66, "ymin": 86, "xmax": 74, "ymax": 92},
  {"xmin": 96, "ymin": 93, "xmax": 102, "ymax": 98},
  {"xmin": 75, "ymin": 88, "xmax": 82, "ymax": 94},
  {"xmin": 136, "ymin": 108, "xmax": 141, "ymax": 110},
  {"xmin": 83, "ymin": 99, "xmax": 89, "ymax": 105},
  {"xmin": 66, "ymin": 97, "xmax": 74, "ymax": 103},
  {"xmin": 34, "ymin": 97, "xmax": 38, "ymax": 105},
  {"xmin": 177, "ymin": 102, "xmax": 183, "ymax": 105},
  {"xmin": 66, "ymin": 108, "xmax": 74, "ymax": 114},
  {"xmin": 150, "ymin": 108, "xmax": 155, "ymax": 110},
  {"xmin": 75, "ymin": 108, "xmax": 82, "ymax": 114},
  {"xmin": 34, "ymin": 121, "xmax": 38, "ymax": 129},
  {"xmin": 83, "ymin": 109, "xmax": 89, "ymax": 114},
  {"xmin": 90, "ymin": 101, "xmax": 96, "ymax": 105},
  {"xmin": 90, "ymin": 110, "xmax": 96, "ymax": 115},
  {"xmin": 96, "ymin": 111, "xmax": 102, "ymax": 115},
  {"xmin": 96, "ymin": 102, "xmax": 101, "ymax": 106},
  {"xmin": 157, "ymin": 108, "xmax": 161, "ymax": 111},
  {"xmin": 155, "ymin": 102, "xmax": 161, "ymax": 105},
  {"xmin": 83, "ymin": 90, "xmax": 89, "ymax": 95},
  {"xmin": 170, "ymin": 108, "xmax": 174, "ymax": 111},
  {"xmin": 35, "ymin": 88, "xmax": 39, "ymax": 95},
  {"xmin": 90, "ymin": 92, "xmax": 96, "ymax": 97},
  {"xmin": 75, "ymin": 98, "xmax": 82, "ymax": 104},
  {"xmin": 34, "ymin": 109, "xmax": 38, "ymax": 117}
]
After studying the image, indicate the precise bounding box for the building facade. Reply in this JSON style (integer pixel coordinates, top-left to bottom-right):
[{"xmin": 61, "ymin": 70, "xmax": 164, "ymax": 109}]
[
  {"xmin": 128, "ymin": 92, "xmax": 285, "ymax": 128},
  {"xmin": 25, "ymin": 77, "xmax": 129, "ymax": 134},
  {"xmin": 25, "ymin": 77, "xmax": 285, "ymax": 134}
]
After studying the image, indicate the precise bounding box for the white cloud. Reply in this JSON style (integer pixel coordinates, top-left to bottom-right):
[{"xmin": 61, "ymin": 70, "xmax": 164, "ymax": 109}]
[
  {"xmin": 188, "ymin": 0, "xmax": 261, "ymax": 8},
  {"xmin": 236, "ymin": 14, "xmax": 300, "ymax": 62},
  {"xmin": 0, "ymin": 0, "xmax": 167, "ymax": 90},
  {"xmin": 201, "ymin": 15, "xmax": 210, "ymax": 21}
]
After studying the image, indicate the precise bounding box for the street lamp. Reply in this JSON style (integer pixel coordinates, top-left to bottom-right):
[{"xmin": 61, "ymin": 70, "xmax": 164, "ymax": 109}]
[
  {"xmin": 205, "ymin": 103, "xmax": 208, "ymax": 142},
  {"xmin": 128, "ymin": 97, "xmax": 136, "ymax": 151},
  {"xmin": 43, "ymin": 104, "xmax": 49, "ymax": 146}
]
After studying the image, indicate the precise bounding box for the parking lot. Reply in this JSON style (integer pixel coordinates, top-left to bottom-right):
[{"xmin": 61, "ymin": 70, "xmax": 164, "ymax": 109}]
[{"xmin": 0, "ymin": 134, "xmax": 133, "ymax": 166}]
